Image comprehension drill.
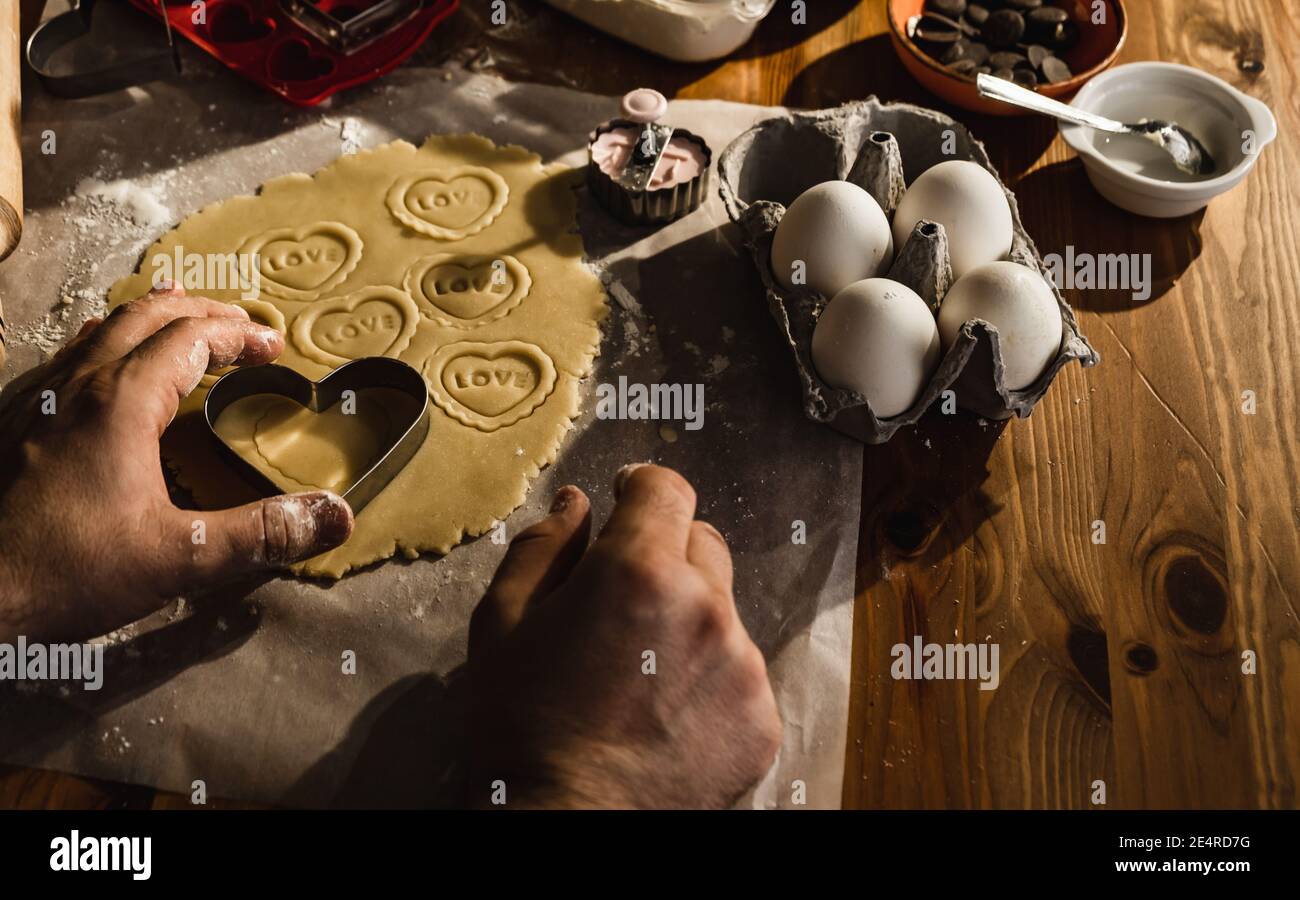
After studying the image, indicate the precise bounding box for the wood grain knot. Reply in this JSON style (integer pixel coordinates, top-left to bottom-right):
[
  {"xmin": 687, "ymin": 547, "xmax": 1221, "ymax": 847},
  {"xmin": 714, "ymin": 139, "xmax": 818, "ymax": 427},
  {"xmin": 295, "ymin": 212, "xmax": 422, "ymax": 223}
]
[
  {"xmin": 883, "ymin": 505, "xmax": 939, "ymax": 555},
  {"xmin": 1122, "ymin": 642, "xmax": 1159, "ymax": 676},
  {"xmin": 1165, "ymin": 554, "xmax": 1228, "ymax": 636},
  {"xmin": 1067, "ymin": 625, "xmax": 1112, "ymax": 709},
  {"xmin": 1187, "ymin": 13, "xmax": 1265, "ymax": 83}
]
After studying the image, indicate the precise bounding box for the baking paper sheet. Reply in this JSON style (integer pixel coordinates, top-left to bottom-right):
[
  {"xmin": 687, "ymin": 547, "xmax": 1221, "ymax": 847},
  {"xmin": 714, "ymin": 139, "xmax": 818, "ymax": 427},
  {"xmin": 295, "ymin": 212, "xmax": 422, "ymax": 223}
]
[{"xmin": 0, "ymin": 61, "xmax": 859, "ymax": 809}]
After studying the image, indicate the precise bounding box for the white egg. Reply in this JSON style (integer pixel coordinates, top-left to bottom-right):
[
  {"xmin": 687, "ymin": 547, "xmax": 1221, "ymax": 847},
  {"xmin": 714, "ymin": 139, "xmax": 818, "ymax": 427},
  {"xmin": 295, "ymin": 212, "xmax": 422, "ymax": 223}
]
[
  {"xmin": 892, "ymin": 160, "xmax": 1013, "ymax": 277},
  {"xmin": 811, "ymin": 278, "xmax": 941, "ymax": 418},
  {"xmin": 937, "ymin": 261, "xmax": 1063, "ymax": 391},
  {"xmin": 771, "ymin": 181, "xmax": 894, "ymax": 298}
]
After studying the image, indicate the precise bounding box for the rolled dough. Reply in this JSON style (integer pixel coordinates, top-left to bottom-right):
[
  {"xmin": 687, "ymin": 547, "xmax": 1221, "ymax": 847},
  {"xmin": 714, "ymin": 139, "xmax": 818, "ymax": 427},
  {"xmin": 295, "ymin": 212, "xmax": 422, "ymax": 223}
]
[{"xmin": 108, "ymin": 135, "xmax": 608, "ymax": 578}]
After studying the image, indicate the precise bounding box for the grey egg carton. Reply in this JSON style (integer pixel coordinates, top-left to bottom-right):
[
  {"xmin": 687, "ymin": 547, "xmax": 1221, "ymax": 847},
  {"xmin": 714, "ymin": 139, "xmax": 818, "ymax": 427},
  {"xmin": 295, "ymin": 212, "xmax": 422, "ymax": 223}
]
[{"xmin": 718, "ymin": 97, "xmax": 1099, "ymax": 445}]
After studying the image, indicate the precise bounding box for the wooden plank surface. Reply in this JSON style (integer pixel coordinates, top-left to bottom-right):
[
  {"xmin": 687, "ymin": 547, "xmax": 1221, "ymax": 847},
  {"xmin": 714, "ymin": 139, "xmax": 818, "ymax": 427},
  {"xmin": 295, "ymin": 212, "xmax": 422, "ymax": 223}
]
[
  {"xmin": 3, "ymin": 0, "xmax": 1296, "ymax": 809},
  {"xmin": 842, "ymin": 0, "xmax": 1300, "ymax": 809}
]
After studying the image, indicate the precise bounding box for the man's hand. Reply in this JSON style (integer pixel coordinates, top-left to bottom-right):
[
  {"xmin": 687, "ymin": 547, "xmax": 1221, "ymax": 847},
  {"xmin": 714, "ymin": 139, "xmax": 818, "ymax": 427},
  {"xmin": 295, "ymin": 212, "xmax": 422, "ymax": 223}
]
[
  {"xmin": 0, "ymin": 286, "xmax": 353, "ymax": 642},
  {"xmin": 466, "ymin": 464, "xmax": 782, "ymax": 809}
]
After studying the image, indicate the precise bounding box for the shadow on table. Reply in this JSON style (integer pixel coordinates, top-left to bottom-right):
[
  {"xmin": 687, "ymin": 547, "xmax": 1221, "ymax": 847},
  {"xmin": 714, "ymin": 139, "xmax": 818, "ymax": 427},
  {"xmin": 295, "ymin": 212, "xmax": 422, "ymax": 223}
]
[
  {"xmin": 782, "ymin": 34, "xmax": 1059, "ymax": 177},
  {"xmin": 728, "ymin": 0, "xmax": 866, "ymax": 62},
  {"xmin": 1014, "ymin": 160, "xmax": 1206, "ymax": 312},
  {"xmin": 0, "ymin": 581, "xmax": 264, "ymax": 761},
  {"xmin": 855, "ymin": 410, "xmax": 1007, "ymax": 599},
  {"xmin": 286, "ymin": 670, "xmax": 467, "ymax": 809},
  {"xmin": 784, "ymin": 33, "xmax": 933, "ymax": 111}
]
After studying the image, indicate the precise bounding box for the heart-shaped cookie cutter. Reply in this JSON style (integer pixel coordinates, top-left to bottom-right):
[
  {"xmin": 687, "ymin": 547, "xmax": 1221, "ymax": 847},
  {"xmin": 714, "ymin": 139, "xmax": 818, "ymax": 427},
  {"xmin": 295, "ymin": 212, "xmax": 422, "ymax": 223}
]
[
  {"xmin": 203, "ymin": 357, "xmax": 430, "ymax": 515},
  {"xmin": 26, "ymin": 0, "xmax": 182, "ymax": 99}
]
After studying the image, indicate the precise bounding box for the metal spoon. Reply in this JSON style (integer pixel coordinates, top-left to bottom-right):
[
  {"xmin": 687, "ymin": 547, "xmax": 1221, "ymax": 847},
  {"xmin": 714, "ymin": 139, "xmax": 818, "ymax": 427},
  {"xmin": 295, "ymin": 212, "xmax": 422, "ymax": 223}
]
[{"xmin": 976, "ymin": 73, "xmax": 1216, "ymax": 176}]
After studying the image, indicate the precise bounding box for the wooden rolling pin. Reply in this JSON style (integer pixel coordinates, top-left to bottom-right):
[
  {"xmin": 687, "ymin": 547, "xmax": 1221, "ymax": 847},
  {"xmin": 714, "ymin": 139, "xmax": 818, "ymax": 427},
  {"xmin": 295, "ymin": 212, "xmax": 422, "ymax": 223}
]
[{"xmin": 0, "ymin": 2, "xmax": 23, "ymax": 366}]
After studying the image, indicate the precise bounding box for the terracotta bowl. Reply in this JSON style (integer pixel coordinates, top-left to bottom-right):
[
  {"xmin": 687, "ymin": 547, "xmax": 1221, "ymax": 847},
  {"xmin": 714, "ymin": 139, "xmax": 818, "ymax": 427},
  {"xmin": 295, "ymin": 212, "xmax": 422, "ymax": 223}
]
[{"xmin": 887, "ymin": 0, "xmax": 1128, "ymax": 116}]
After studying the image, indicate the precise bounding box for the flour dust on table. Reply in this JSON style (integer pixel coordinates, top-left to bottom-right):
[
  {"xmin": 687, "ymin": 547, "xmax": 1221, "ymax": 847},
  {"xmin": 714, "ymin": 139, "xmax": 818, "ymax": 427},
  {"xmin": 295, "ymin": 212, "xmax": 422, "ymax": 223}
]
[{"xmin": 108, "ymin": 135, "xmax": 609, "ymax": 578}]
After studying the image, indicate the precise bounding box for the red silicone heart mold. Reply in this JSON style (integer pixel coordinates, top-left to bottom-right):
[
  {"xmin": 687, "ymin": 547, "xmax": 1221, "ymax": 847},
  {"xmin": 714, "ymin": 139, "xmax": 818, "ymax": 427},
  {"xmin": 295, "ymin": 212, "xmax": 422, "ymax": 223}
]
[
  {"xmin": 129, "ymin": 0, "xmax": 459, "ymax": 106},
  {"xmin": 268, "ymin": 38, "xmax": 336, "ymax": 82},
  {"xmin": 205, "ymin": 3, "xmax": 276, "ymax": 43}
]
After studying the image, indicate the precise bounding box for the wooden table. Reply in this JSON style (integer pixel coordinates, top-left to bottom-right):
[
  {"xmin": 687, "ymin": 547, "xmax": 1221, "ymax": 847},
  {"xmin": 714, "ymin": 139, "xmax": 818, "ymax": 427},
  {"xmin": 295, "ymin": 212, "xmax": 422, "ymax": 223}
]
[{"xmin": 3, "ymin": 0, "xmax": 1296, "ymax": 809}]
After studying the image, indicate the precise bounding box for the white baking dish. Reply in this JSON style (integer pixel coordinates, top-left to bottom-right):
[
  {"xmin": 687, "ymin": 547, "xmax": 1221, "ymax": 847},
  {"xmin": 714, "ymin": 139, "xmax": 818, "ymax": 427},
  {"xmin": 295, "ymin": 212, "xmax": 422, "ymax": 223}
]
[
  {"xmin": 544, "ymin": 0, "xmax": 777, "ymax": 62},
  {"xmin": 1059, "ymin": 62, "xmax": 1277, "ymax": 218}
]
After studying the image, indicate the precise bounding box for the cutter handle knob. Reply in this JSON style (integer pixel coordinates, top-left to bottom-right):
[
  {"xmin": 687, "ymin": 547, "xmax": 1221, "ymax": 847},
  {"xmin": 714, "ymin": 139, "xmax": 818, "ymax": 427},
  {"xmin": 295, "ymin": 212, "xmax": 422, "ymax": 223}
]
[{"xmin": 620, "ymin": 88, "xmax": 668, "ymax": 124}]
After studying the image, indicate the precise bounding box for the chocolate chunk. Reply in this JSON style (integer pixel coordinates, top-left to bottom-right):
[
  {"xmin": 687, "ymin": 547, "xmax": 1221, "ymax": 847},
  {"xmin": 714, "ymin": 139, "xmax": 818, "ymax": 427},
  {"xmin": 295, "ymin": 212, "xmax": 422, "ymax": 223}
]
[
  {"xmin": 1011, "ymin": 67, "xmax": 1039, "ymax": 87},
  {"xmin": 1041, "ymin": 55, "xmax": 1073, "ymax": 83},
  {"xmin": 915, "ymin": 17, "xmax": 963, "ymax": 44},
  {"xmin": 992, "ymin": 67, "xmax": 1016, "ymax": 80},
  {"xmin": 1039, "ymin": 23, "xmax": 1065, "ymax": 45},
  {"xmin": 1027, "ymin": 6, "xmax": 1068, "ymax": 27},
  {"xmin": 1026, "ymin": 5, "xmax": 1068, "ymax": 40},
  {"xmin": 925, "ymin": 0, "xmax": 967, "ymax": 16},
  {"xmin": 1004, "ymin": 0, "xmax": 1042, "ymax": 9},
  {"xmin": 981, "ymin": 9, "xmax": 1025, "ymax": 46},
  {"xmin": 964, "ymin": 3, "xmax": 990, "ymax": 26},
  {"xmin": 943, "ymin": 38, "xmax": 990, "ymax": 65},
  {"xmin": 973, "ymin": 64, "xmax": 993, "ymax": 75},
  {"xmin": 949, "ymin": 59, "xmax": 979, "ymax": 75},
  {"xmin": 1052, "ymin": 19, "xmax": 1079, "ymax": 50},
  {"xmin": 942, "ymin": 41, "xmax": 968, "ymax": 63},
  {"xmin": 1026, "ymin": 43, "xmax": 1050, "ymax": 67},
  {"xmin": 989, "ymin": 50, "xmax": 1027, "ymax": 68}
]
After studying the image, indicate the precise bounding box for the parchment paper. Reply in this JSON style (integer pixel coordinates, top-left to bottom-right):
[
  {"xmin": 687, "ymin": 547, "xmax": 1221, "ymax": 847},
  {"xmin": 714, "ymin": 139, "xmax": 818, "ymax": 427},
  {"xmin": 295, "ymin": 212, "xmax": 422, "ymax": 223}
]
[{"xmin": 0, "ymin": 57, "xmax": 860, "ymax": 809}]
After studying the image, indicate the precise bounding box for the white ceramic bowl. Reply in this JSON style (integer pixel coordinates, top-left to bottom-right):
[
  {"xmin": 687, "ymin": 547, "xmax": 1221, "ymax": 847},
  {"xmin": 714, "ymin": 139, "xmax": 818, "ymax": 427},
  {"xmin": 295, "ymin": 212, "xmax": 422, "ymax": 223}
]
[{"xmin": 1060, "ymin": 62, "xmax": 1276, "ymax": 218}]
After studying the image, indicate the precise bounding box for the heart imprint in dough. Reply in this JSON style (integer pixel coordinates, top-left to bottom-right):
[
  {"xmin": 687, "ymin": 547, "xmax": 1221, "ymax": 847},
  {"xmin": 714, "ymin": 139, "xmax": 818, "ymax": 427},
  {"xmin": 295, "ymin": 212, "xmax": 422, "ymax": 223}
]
[
  {"xmin": 238, "ymin": 222, "xmax": 362, "ymax": 301},
  {"xmin": 386, "ymin": 166, "xmax": 509, "ymax": 240},
  {"xmin": 292, "ymin": 286, "xmax": 420, "ymax": 368},
  {"xmin": 423, "ymin": 340, "xmax": 557, "ymax": 432},
  {"xmin": 404, "ymin": 253, "xmax": 531, "ymax": 327}
]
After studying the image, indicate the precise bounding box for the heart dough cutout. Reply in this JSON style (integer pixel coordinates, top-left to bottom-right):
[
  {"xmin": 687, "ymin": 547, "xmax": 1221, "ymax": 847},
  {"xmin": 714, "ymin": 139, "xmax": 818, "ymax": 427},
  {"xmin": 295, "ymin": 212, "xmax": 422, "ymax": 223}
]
[
  {"xmin": 238, "ymin": 221, "xmax": 362, "ymax": 301},
  {"xmin": 386, "ymin": 166, "xmax": 509, "ymax": 240},
  {"xmin": 423, "ymin": 340, "xmax": 558, "ymax": 432},
  {"xmin": 198, "ymin": 299, "xmax": 288, "ymax": 391},
  {"xmin": 211, "ymin": 385, "xmax": 423, "ymax": 498},
  {"xmin": 226, "ymin": 395, "xmax": 396, "ymax": 495},
  {"xmin": 254, "ymin": 400, "xmax": 387, "ymax": 495},
  {"xmin": 292, "ymin": 286, "xmax": 420, "ymax": 368},
  {"xmin": 403, "ymin": 253, "xmax": 532, "ymax": 327}
]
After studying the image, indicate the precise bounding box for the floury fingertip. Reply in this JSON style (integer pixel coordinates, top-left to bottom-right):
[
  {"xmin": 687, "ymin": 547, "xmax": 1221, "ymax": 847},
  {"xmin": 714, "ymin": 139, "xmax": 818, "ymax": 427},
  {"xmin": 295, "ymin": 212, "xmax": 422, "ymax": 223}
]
[
  {"xmin": 266, "ymin": 492, "xmax": 353, "ymax": 564},
  {"xmin": 614, "ymin": 462, "xmax": 650, "ymax": 497},
  {"xmin": 550, "ymin": 485, "xmax": 580, "ymax": 514}
]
